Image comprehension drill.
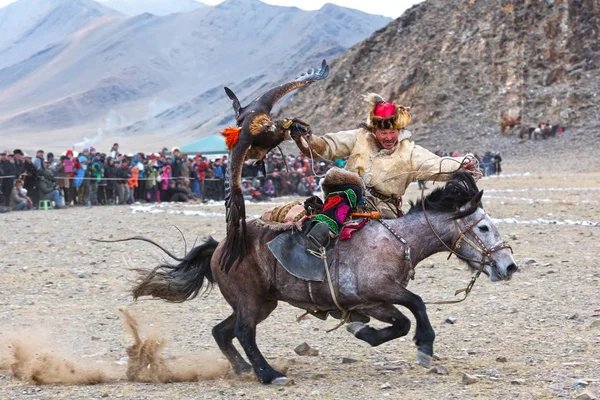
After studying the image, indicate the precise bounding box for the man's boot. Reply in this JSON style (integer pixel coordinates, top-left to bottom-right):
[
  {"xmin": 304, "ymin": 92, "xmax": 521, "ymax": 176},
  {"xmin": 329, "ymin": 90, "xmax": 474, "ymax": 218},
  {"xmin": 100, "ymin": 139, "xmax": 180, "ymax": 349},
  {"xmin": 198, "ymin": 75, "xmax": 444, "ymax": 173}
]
[{"xmin": 304, "ymin": 220, "xmax": 332, "ymax": 255}]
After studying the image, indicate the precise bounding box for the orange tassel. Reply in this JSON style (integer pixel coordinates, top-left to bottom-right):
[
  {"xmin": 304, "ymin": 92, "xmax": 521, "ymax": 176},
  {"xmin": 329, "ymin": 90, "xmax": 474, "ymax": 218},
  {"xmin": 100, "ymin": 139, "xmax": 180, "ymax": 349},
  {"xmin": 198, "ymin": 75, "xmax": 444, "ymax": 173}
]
[{"xmin": 221, "ymin": 126, "xmax": 241, "ymax": 150}]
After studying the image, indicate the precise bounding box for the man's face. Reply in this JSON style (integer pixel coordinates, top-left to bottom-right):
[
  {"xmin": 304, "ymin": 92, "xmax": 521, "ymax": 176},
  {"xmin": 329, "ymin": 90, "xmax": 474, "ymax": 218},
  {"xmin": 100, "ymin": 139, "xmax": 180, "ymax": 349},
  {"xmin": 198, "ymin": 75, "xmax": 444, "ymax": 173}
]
[
  {"xmin": 37, "ymin": 151, "xmax": 44, "ymax": 158},
  {"xmin": 374, "ymin": 129, "xmax": 400, "ymax": 150},
  {"xmin": 14, "ymin": 153, "xmax": 22, "ymax": 161}
]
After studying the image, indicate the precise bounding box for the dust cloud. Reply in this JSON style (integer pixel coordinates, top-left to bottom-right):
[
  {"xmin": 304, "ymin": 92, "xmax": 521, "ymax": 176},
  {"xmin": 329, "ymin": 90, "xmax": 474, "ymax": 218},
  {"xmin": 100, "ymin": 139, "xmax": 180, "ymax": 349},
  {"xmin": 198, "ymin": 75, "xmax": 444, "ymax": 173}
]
[
  {"xmin": 0, "ymin": 330, "xmax": 115, "ymax": 385},
  {"xmin": 120, "ymin": 308, "xmax": 229, "ymax": 383},
  {"xmin": 0, "ymin": 309, "xmax": 231, "ymax": 385}
]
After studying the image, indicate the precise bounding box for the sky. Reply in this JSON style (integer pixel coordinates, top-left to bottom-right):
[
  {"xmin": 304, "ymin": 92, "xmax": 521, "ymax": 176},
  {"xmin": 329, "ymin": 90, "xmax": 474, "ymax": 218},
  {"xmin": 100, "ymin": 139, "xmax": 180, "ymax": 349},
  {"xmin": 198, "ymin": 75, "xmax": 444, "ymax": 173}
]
[{"xmin": 0, "ymin": 0, "xmax": 423, "ymax": 19}]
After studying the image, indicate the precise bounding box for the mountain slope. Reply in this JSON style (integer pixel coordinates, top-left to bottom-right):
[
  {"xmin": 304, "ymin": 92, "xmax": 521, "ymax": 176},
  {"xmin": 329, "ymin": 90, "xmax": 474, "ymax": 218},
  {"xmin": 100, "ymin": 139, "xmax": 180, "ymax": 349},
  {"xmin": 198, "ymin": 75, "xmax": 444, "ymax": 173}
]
[
  {"xmin": 0, "ymin": 0, "xmax": 123, "ymax": 70},
  {"xmin": 0, "ymin": 0, "xmax": 392, "ymax": 149},
  {"xmin": 100, "ymin": 0, "xmax": 205, "ymax": 16},
  {"xmin": 277, "ymin": 0, "xmax": 600, "ymax": 152}
]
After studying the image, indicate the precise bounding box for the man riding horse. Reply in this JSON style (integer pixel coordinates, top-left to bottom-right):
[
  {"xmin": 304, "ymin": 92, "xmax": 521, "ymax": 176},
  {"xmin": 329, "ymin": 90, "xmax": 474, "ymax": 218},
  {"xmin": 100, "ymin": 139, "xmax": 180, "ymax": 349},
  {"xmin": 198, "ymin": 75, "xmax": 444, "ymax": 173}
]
[{"xmin": 293, "ymin": 93, "xmax": 481, "ymax": 251}]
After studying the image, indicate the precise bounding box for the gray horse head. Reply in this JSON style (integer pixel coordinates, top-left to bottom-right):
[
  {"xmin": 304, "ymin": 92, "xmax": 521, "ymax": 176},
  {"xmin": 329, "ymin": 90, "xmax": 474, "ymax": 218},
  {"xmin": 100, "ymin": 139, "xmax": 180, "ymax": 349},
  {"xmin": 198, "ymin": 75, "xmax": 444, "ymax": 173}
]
[
  {"xmin": 409, "ymin": 172, "xmax": 518, "ymax": 282},
  {"xmin": 453, "ymin": 190, "xmax": 518, "ymax": 281}
]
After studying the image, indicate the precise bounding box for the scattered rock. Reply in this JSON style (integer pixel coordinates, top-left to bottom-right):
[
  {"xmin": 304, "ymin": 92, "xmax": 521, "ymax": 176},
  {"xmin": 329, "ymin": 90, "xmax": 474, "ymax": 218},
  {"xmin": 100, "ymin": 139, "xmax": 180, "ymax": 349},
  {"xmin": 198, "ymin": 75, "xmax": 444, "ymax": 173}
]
[
  {"xmin": 462, "ymin": 373, "xmax": 478, "ymax": 385},
  {"xmin": 428, "ymin": 365, "xmax": 449, "ymax": 375},
  {"xmin": 91, "ymin": 336, "xmax": 101, "ymax": 341},
  {"xmin": 590, "ymin": 320, "xmax": 600, "ymax": 328},
  {"xmin": 77, "ymin": 271, "xmax": 90, "ymax": 278},
  {"xmin": 576, "ymin": 390, "xmax": 597, "ymax": 400},
  {"xmin": 568, "ymin": 314, "xmax": 579, "ymax": 320},
  {"xmin": 524, "ymin": 259, "xmax": 537, "ymax": 265},
  {"xmin": 294, "ymin": 342, "xmax": 319, "ymax": 356},
  {"xmin": 496, "ymin": 356, "xmax": 508, "ymax": 363},
  {"xmin": 342, "ymin": 357, "xmax": 359, "ymax": 364},
  {"xmin": 380, "ymin": 382, "xmax": 392, "ymax": 390},
  {"xmin": 511, "ymin": 379, "xmax": 526, "ymax": 385},
  {"xmin": 510, "ymin": 233, "xmax": 518, "ymax": 240},
  {"xmin": 445, "ymin": 317, "xmax": 457, "ymax": 324}
]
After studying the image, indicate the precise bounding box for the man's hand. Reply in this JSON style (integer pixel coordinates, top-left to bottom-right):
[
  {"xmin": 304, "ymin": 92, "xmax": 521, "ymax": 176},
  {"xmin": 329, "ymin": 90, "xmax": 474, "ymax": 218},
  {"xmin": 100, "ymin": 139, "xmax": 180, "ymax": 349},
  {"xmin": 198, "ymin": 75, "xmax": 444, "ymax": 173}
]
[{"xmin": 277, "ymin": 118, "xmax": 311, "ymax": 138}]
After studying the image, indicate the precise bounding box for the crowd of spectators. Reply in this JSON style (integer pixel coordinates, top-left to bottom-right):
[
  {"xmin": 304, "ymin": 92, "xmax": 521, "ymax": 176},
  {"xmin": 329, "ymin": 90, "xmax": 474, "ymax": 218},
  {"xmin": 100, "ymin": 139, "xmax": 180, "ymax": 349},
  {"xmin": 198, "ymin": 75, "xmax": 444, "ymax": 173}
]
[
  {"xmin": 0, "ymin": 143, "xmax": 340, "ymax": 211},
  {"xmin": 0, "ymin": 143, "xmax": 502, "ymax": 212}
]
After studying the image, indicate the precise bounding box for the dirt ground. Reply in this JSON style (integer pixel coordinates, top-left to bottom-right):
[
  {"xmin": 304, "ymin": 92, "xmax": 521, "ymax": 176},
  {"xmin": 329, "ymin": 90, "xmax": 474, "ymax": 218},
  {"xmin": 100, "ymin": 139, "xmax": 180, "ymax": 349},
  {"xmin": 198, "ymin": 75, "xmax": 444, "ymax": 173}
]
[{"xmin": 1, "ymin": 152, "xmax": 599, "ymax": 400}]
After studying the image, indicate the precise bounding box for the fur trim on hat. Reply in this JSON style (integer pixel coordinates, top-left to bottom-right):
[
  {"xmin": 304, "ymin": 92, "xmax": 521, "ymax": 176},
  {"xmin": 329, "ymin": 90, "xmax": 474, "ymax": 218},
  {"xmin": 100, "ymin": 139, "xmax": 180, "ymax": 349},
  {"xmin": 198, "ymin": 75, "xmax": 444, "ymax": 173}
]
[
  {"xmin": 362, "ymin": 93, "xmax": 412, "ymax": 130},
  {"xmin": 320, "ymin": 167, "xmax": 365, "ymax": 197}
]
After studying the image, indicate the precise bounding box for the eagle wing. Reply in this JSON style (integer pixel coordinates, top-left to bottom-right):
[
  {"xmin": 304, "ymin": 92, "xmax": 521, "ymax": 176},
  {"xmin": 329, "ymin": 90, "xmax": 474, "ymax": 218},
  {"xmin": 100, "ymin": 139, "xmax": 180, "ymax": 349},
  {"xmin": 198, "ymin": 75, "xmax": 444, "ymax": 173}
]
[{"xmin": 252, "ymin": 59, "xmax": 329, "ymax": 114}]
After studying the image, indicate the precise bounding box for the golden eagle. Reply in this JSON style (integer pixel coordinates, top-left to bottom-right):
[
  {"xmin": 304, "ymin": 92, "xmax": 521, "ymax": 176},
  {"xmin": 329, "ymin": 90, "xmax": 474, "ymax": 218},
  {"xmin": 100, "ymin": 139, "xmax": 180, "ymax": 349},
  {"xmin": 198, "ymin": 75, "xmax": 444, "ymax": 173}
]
[{"xmin": 220, "ymin": 59, "xmax": 329, "ymax": 272}]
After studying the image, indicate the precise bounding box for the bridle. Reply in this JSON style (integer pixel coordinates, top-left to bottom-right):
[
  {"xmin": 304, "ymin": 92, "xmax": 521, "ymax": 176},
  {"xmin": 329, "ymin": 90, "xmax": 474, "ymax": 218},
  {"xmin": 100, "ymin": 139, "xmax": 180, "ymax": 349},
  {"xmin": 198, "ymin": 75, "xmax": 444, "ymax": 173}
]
[{"xmin": 421, "ymin": 193, "xmax": 513, "ymax": 304}]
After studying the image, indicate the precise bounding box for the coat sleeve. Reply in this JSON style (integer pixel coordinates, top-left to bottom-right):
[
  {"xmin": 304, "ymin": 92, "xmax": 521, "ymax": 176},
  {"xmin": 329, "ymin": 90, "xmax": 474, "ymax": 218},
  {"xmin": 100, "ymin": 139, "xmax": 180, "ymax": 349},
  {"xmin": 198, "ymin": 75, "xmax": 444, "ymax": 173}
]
[
  {"xmin": 293, "ymin": 129, "xmax": 359, "ymax": 161},
  {"xmin": 410, "ymin": 145, "xmax": 467, "ymax": 181}
]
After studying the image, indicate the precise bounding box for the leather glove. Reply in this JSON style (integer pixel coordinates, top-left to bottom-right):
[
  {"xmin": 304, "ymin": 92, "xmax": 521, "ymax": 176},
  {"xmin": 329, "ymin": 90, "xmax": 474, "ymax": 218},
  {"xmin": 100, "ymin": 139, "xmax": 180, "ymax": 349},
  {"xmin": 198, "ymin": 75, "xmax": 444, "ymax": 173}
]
[{"xmin": 277, "ymin": 118, "xmax": 311, "ymax": 138}]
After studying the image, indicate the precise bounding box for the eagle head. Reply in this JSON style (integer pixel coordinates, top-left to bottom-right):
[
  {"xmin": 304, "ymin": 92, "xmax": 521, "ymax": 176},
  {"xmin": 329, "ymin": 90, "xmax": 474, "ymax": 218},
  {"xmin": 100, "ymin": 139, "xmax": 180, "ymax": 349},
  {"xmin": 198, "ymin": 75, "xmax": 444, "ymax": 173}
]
[{"xmin": 250, "ymin": 114, "xmax": 276, "ymax": 135}]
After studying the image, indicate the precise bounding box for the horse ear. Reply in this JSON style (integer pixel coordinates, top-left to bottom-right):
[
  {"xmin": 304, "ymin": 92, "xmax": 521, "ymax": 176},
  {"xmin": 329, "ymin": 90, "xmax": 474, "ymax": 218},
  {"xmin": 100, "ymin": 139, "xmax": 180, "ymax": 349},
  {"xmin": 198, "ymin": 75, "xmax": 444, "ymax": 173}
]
[{"xmin": 470, "ymin": 190, "xmax": 484, "ymax": 208}]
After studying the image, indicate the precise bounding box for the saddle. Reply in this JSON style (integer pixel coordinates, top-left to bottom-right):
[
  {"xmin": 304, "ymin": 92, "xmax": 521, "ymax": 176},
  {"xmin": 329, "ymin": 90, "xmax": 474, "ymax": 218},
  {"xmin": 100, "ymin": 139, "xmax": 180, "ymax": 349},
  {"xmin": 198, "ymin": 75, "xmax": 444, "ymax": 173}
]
[{"xmin": 267, "ymin": 197, "xmax": 369, "ymax": 282}]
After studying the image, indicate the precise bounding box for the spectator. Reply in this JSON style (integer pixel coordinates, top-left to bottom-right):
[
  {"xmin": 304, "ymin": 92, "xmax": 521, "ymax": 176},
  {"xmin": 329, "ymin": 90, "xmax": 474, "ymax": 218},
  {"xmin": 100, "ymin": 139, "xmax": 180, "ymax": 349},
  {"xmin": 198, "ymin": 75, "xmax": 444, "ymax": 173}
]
[
  {"xmin": 212, "ymin": 158, "xmax": 225, "ymax": 180},
  {"xmin": 38, "ymin": 169, "xmax": 65, "ymax": 208},
  {"xmin": 74, "ymin": 155, "xmax": 89, "ymax": 205},
  {"xmin": 104, "ymin": 157, "xmax": 119, "ymax": 205},
  {"xmin": 56, "ymin": 156, "xmax": 71, "ymax": 207},
  {"xmin": 2, "ymin": 152, "xmax": 17, "ymax": 206},
  {"xmin": 242, "ymin": 179, "xmax": 254, "ymax": 201},
  {"xmin": 117, "ymin": 158, "xmax": 132, "ymax": 205},
  {"xmin": 33, "ymin": 150, "xmax": 45, "ymax": 172},
  {"xmin": 109, "ymin": 143, "xmax": 119, "ymax": 159},
  {"xmin": 263, "ymin": 179, "xmax": 276, "ymax": 198},
  {"xmin": 145, "ymin": 164, "xmax": 159, "ymax": 202},
  {"xmin": 493, "ymin": 152, "xmax": 502, "ymax": 175},
  {"xmin": 22, "ymin": 155, "xmax": 39, "ymax": 207},
  {"xmin": 296, "ymin": 177, "xmax": 313, "ymax": 196},
  {"xmin": 90, "ymin": 153, "xmax": 104, "ymax": 205},
  {"xmin": 9, "ymin": 179, "xmax": 32, "ymax": 211},
  {"xmin": 162, "ymin": 180, "xmax": 189, "ymax": 202}
]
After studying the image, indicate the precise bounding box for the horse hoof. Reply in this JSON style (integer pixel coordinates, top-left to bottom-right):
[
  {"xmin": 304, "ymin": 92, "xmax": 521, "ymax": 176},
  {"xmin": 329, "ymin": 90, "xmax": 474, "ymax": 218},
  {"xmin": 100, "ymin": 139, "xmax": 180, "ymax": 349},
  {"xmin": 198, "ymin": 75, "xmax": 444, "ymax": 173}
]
[
  {"xmin": 346, "ymin": 322, "xmax": 367, "ymax": 335},
  {"xmin": 416, "ymin": 351, "xmax": 432, "ymax": 369},
  {"xmin": 272, "ymin": 376, "xmax": 288, "ymax": 385}
]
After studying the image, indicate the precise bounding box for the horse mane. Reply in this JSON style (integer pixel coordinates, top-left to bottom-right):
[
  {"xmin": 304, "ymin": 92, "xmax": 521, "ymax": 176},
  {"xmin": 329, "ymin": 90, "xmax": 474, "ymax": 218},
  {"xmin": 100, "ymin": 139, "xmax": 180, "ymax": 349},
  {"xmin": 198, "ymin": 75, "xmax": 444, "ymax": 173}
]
[{"xmin": 407, "ymin": 172, "xmax": 480, "ymax": 219}]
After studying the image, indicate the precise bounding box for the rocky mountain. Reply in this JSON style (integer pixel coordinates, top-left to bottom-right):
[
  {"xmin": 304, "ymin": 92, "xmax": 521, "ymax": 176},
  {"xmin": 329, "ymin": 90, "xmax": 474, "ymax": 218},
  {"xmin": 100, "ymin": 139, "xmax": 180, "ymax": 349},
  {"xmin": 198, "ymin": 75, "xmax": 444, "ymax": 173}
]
[
  {"xmin": 0, "ymin": 0, "xmax": 122, "ymax": 70},
  {"xmin": 277, "ymin": 0, "xmax": 600, "ymax": 154},
  {"xmin": 0, "ymin": 0, "xmax": 391, "ymax": 151},
  {"xmin": 100, "ymin": 0, "xmax": 205, "ymax": 16}
]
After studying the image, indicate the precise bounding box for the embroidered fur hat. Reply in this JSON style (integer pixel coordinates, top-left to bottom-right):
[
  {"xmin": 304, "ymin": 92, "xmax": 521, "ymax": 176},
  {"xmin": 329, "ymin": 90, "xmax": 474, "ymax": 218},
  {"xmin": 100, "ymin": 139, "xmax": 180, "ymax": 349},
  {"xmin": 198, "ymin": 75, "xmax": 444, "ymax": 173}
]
[
  {"xmin": 320, "ymin": 167, "xmax": 365, "ymax": 197},
  {"xmin": 363, "ymin": 93, "xmax": 411, "ymax": 130}
]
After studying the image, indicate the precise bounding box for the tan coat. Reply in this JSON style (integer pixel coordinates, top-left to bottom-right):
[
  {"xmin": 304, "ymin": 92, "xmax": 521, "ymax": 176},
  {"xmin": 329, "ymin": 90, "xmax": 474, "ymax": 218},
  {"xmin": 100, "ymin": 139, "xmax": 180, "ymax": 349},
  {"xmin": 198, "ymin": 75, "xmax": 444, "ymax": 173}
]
[{"xmin": 296, "ymin": 128, "xmax": 467, "ymax": 217}]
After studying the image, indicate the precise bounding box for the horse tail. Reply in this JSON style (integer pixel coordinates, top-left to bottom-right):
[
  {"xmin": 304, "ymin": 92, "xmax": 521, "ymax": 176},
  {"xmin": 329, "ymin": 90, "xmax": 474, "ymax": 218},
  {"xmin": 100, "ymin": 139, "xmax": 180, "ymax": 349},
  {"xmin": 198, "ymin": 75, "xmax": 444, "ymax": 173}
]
[{"xmin": 132, "ymin": 237, "xmax": 219, "ymax": 303}]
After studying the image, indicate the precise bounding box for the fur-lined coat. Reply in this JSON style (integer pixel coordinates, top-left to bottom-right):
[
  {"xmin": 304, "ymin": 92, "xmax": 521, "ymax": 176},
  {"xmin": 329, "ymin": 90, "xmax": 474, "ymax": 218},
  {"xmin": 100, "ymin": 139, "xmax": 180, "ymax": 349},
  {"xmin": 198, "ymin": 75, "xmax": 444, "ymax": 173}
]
[{"xmin": 296, "ymin": 128, "xmax": 465, "ymax": 200}]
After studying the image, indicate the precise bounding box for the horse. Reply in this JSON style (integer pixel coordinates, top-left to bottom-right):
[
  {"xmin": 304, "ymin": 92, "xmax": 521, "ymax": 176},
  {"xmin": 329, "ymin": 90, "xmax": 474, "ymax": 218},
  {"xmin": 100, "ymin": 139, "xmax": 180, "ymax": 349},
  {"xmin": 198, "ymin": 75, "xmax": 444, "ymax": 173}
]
[
  {"xmin": 129, "ymin": 173, "xmax": 518, "ymax": 384},
  {"xmin": 500, "ymin": 115, "xmax": 521, "ymax": 135}
]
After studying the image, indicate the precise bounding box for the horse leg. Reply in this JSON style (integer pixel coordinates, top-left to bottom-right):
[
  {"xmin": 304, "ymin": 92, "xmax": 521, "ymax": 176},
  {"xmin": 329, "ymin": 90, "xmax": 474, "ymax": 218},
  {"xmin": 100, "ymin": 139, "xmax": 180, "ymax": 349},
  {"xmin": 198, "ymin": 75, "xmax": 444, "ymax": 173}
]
[
  {"xmin": 363, "ymin": 288, "xmax": 436, "ymax": 368},
  {"xmin": 346, "ymin": 304, "xmax": 411, "ymax": 346},
  {"xmin": 212, "ymin": 313, "xmax": 252, "ymax": 375},
  {"xmin": 235, "ymin": 299, "xmax": 286, "ymax": 384}
]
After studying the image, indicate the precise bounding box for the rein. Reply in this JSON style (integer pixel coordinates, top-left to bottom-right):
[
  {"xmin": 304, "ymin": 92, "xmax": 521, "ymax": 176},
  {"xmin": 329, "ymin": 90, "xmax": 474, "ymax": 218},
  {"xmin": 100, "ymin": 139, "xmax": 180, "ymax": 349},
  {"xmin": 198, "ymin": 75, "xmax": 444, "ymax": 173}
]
[{"xmin": 420, "ymin": 189, "xmax": 512, "ymax": 305}]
